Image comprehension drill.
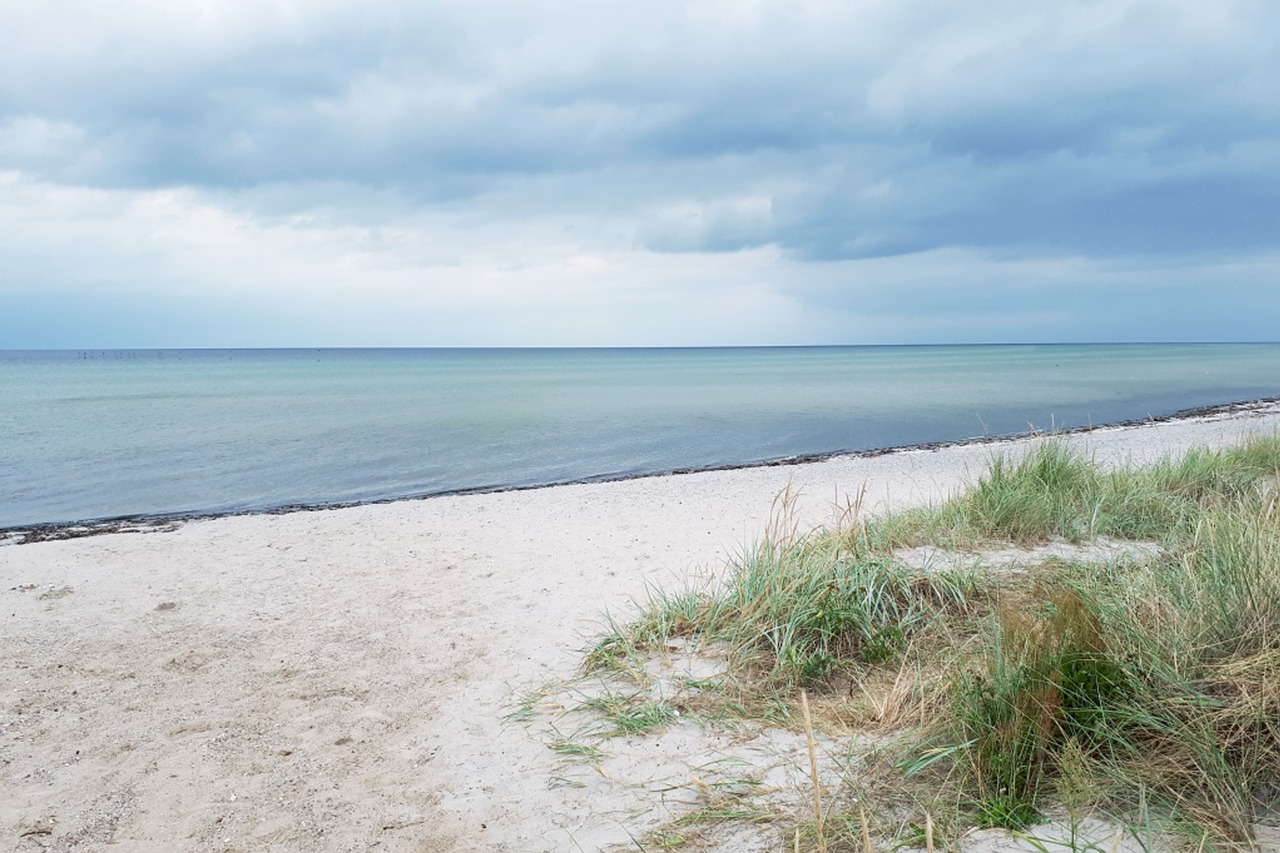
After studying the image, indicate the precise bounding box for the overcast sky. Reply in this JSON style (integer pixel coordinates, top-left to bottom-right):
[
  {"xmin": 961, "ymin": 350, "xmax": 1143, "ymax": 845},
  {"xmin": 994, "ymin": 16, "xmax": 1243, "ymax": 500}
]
[{"xmin": 2, "ymin": 0, "xmax": 1277, "ymax": 347}]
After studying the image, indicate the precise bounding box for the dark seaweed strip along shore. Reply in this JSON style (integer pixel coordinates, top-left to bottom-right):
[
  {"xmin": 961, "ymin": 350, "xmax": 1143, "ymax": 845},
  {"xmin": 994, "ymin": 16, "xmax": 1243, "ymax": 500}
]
[{"xmin": 5, "ymin": 397, "xmax": 1278, "ymax": 547}]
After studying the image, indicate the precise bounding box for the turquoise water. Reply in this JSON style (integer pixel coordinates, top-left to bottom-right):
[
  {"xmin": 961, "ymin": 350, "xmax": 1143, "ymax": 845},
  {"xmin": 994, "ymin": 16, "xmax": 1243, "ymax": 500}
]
[{"xmin": 1, "ymin": 344, "xmax": 1277, "ymax": 529}]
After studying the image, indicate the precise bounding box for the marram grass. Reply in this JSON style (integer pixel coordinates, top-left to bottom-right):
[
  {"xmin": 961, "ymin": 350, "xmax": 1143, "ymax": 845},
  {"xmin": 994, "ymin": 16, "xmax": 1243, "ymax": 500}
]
[{"xmin": 584, "ymin": 435, "xmax": 1280, "ymax": 850}]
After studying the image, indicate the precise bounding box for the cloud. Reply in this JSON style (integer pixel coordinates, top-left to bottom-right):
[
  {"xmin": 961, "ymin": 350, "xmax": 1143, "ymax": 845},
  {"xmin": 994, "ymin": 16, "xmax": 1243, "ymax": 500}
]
[{"xmin": 0, "ymin": 0, "xmax": 1277, "ymax": 345}]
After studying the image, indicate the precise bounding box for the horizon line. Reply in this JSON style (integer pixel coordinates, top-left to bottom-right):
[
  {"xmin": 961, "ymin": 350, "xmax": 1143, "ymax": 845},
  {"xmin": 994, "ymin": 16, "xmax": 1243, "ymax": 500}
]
[{"xmin": 5, "ymin": 340, "xmax": 1280, "ymax": 354}]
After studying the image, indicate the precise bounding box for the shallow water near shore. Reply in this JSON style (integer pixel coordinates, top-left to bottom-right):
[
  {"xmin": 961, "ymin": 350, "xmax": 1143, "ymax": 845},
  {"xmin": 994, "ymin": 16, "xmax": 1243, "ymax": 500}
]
[{"xmin": 2, "ymin": 343, "xmax": 1278, "ymax": 528}]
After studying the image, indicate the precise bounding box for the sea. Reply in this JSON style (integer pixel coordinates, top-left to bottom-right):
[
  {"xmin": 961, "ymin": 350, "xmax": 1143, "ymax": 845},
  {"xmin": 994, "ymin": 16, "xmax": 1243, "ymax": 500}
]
[{"xmin": 2, "ymin": 343, "xmax": 1278, "ymax": 530}]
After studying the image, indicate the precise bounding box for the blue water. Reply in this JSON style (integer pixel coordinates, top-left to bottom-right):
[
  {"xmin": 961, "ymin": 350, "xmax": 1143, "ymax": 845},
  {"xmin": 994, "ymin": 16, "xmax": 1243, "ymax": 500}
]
[{"xmin": 1, "ymin": 344, "xmax": 1277, "ymax": 529}]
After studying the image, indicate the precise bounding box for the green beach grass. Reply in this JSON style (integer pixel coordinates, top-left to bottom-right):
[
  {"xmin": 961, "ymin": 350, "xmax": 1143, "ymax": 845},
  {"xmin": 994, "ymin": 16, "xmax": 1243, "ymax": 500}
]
[{"xmin": 583, "ymin": 435, "xmax": 1280, "ymax": 850}]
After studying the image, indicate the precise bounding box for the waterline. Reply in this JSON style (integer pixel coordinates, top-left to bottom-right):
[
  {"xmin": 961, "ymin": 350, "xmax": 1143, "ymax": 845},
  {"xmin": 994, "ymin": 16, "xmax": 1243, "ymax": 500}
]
[{"xmin": 2, "ymin": 344, "xmax": 1277, "ymax": 529}]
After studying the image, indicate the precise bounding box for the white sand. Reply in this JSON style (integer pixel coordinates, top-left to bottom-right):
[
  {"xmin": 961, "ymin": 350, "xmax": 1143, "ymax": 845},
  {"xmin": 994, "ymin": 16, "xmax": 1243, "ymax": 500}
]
[{"xmin": 4, "ymin": 404, "xmax": 1279, "ymax": 852}]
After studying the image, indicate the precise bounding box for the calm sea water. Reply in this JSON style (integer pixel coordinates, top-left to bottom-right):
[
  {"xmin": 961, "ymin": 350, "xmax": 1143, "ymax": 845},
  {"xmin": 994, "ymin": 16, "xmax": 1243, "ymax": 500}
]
[{"xmin": 2, "ymin": 344, "xmax": 1277, "ymax": 529}]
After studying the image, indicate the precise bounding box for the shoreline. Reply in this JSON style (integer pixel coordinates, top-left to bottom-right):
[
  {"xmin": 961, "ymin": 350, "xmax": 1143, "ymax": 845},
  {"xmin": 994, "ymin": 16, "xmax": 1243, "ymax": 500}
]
[
  {"xmin": 5, "ymin": 404, "xmax": 1280, "ymax": 851},
  {"xmin": 6, "ymin": 395, "xmax": 1278, "ymax": 546}
]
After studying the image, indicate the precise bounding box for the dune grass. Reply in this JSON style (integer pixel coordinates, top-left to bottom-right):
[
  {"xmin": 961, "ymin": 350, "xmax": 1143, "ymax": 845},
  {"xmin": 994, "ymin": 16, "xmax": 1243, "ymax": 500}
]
[{"xmin": 584, "ymin": 434, "xmax": 1280, "ymax": 849}]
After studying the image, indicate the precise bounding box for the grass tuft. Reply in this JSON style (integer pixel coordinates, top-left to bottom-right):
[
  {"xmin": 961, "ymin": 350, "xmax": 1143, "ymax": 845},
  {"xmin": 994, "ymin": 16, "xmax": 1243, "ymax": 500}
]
[{"xmin": 584, "ymin": 434, "xmax": 1280, "ymax": 847}]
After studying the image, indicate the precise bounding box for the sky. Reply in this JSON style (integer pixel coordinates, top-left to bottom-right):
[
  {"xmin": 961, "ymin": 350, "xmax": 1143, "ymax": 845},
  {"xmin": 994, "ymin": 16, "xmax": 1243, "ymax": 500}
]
[{"xmin": 1, "ymin": 0, "xmax": 1278, "ymax": 348}]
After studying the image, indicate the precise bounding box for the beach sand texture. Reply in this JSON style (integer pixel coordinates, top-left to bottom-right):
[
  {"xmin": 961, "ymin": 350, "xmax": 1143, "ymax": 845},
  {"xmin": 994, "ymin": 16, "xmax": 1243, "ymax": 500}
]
[{"xmin": 4, "ymin": 405, "xmax": 1280, "ymax": 852}]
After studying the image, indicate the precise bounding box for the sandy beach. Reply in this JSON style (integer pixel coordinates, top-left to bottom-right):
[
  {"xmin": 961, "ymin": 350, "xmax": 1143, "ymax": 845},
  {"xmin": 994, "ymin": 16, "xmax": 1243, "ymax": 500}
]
[{"xmin": 4, "ymin": 404, "xmax": 1280, "ymax": 853}]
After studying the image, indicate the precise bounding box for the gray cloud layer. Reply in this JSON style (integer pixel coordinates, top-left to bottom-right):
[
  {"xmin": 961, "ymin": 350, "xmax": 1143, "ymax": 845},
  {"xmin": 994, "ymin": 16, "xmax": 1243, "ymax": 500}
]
[{"xmin": 1, "ymin": 1, "xmax": 1277, "ymax": 346}]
